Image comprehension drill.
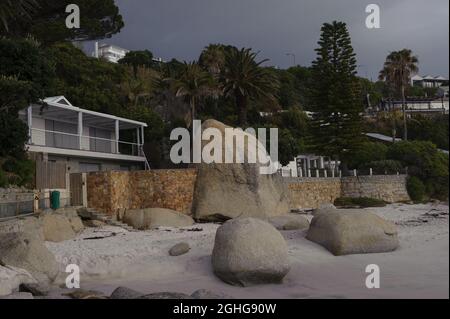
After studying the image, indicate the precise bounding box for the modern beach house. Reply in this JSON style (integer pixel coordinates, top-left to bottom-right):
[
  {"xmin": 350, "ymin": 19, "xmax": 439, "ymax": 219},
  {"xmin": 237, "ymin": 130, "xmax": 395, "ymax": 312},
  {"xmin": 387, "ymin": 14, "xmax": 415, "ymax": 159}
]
[{"xmin": 19, "ymin": 96, "xmax": 149, "ymax": 174}]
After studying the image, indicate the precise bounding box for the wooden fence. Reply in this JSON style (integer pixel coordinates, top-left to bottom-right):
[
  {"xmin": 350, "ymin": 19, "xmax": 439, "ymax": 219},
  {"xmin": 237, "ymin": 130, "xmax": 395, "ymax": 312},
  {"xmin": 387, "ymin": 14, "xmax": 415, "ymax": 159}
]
[{"xmin": 35, "ymin": 161, "xmax": 67, "ymax": 189}]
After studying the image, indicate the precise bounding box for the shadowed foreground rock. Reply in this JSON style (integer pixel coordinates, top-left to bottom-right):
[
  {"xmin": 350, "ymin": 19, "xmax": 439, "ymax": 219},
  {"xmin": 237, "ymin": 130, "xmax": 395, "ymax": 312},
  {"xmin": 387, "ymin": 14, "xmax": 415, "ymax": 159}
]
[
  {"xmin": 307, "ymin": 208, "xmax": 399, "ymax": 256},
  {"xmin": 212, "ymin": 218, "xmax": 290, "ymax": 286},
  {"xmin": 192, "ymin": 119, "xmax": 291, "ymax": 221},
  {"xmin": 0, "ymin": 231, "xmax": 59, "ymax": 283},
  {"xmin": 123, "ymin": 208, "xmax": 194, "ymax": 230}
]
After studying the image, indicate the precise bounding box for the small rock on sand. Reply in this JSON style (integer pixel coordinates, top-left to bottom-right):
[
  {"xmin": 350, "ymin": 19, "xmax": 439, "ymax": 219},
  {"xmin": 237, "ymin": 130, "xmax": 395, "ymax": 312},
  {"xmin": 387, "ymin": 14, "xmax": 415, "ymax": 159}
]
[
  {"xmin": 139, "ymin": 292, "xmax": 193, "ymax": 299},
  {"xmin": 191, "ymin": 289, "xmax": 233, "ymax": 299},
  {"xmin": 169, "ymin": 242, "xmax": 190, "ymax": 256},
  {"xmin": 110, "ymin": 287, "xmax": 143, "ymax": 299},
  {"xmin": 62, "ymin": 289, "xmax": 107, "ymax": 299}
]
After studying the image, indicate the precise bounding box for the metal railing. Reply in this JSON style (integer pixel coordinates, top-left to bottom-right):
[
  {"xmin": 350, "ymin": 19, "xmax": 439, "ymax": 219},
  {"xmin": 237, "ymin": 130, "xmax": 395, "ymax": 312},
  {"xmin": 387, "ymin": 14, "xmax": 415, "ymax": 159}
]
[
  {"xmin": 279, "ymin": 167, "xmax": 408, "ymax": 178},
  {"xmin": 30, "ymin": 128, "xmax": 144, "ymax": 157}
]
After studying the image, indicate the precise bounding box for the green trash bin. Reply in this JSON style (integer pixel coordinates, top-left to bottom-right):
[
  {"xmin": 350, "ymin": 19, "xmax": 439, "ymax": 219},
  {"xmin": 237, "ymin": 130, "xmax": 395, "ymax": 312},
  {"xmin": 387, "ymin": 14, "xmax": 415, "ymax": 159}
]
[{"xmin": 50, "ymin": 191, "xmax": 60, "ymax": 209}]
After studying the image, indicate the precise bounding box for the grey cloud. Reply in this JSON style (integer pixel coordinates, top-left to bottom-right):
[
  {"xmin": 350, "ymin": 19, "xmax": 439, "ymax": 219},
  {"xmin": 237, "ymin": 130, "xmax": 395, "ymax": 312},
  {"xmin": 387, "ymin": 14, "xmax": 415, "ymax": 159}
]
[{"xmin": 89, "ymin": 0, "xmax": 449, "ymax": 79}]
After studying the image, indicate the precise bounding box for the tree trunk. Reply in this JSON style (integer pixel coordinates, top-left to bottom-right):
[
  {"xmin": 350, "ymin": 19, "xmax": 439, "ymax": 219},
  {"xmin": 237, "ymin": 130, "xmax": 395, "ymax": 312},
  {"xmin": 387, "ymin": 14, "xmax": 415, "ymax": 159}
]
[
  {"xmin": 190, "ymin": 97, "xmax": 196, "ymax": 125},
  {"xmin": 401, "ymin": 84, "xmax": 408, "ymax": 141},
  {"xmin": 236, "ymin": 92, "xmax": 247, "ymax": 127}
]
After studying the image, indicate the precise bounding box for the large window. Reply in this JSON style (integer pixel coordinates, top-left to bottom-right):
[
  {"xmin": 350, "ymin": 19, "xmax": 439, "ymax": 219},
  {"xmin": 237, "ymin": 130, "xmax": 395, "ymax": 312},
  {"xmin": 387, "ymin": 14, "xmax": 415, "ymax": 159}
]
[{"xmin": 45, "ymin": 120, "xmax": 78, "ymax": 149}]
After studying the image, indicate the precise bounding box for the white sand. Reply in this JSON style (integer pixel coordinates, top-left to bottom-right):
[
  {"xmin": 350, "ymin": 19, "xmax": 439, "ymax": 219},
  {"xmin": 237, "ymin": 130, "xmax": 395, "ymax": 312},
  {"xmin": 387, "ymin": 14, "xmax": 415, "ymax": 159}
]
[{"xmin": 46, "ymin": 203, "xmax": 449, "ymax": 299}]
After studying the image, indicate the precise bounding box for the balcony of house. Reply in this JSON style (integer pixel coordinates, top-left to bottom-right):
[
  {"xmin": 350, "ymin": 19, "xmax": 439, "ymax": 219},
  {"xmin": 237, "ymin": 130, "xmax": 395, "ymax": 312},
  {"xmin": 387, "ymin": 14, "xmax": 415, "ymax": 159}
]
[{"xmin": 20, "ymin": 97, "xmax": 148, "ymax": 163}]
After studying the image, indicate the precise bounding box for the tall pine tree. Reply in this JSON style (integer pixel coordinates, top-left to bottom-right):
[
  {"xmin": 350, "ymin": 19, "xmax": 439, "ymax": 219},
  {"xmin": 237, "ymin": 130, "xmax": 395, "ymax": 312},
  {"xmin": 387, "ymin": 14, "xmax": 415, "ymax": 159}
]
[{"xmin": 308, "ymin": 21, "xmax": 363, "ymax": 165}]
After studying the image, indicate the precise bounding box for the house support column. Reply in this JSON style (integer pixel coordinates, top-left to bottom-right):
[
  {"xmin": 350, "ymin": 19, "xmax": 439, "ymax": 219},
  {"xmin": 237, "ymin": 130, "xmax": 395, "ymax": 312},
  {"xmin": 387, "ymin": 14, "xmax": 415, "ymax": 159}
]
[
  {"xmin": 78, "ymin": 112, "xmax": 83, "ymax": 150},
  {"xmin": 115, "ymin": 120, "xmax": 120, "ymax": 154},
  {"xmin": 27, "ymin": 105, "xmax": 32, "ymax": 143},
  {"xmin": 136, "ymin": 127, "xmax": 141, "ymax": 155}
]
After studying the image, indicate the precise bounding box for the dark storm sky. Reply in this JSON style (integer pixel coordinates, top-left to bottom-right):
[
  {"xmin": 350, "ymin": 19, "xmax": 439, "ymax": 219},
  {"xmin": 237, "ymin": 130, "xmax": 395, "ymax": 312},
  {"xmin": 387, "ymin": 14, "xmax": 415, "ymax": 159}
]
[{"xmin": 88, "ymin": 0, "xmax": 449, "ymax": 79}]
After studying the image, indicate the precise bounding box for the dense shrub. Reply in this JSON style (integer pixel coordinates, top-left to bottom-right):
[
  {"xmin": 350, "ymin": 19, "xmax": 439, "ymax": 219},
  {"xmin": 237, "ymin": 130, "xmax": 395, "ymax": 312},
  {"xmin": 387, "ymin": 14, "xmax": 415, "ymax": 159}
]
[
  {"xmin": 346, "ymin": 142, "xmax": 388, "ymax": 169},
  {"xmin": 387, "ymin": 141, "xmax": 449, "ymax": 200},
  {"xmin": 407, "ymin": 176, "xmax": 426, "ymax": 202},
  {"xmin": 360, "ymin": 159, "xmax": 404, "ymax": 174},
  {"xmin": 0, "ymin": 169, "xmax": 7, "ymax": 188},
  {"xmin": 1, "ymin": 158, "xmax": 35, "ymax": 187},
  {"xmin": 334, "ymin": 197, "xmax": 387, "ymax": 208}
]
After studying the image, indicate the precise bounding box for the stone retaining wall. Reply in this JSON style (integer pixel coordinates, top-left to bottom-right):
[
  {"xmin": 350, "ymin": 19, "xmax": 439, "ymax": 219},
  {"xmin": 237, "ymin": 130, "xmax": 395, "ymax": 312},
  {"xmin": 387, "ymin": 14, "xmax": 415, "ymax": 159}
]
[
  {"xmin": 341, "ymin": 175, "xmax": 410, "ymax": 203},
  {"xmin": 87, "ymin": 169, "xmax": 198, "ymax": 216},
  {"xmin": 286, "ymin": 178, "xmax": 342, "ymax": 210},
  {"xmin": 287, "ymin": 175, "xmax": 410, "ymax": 209}
]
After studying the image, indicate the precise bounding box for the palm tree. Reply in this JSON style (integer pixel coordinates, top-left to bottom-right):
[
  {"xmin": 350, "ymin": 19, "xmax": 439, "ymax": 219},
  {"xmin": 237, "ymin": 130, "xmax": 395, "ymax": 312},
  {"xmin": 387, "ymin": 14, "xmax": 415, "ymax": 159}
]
[
  {"xmin": 220, "ymin": 48, "xmax": 279, "ymax": 126},
  {"xmin": 199, "ymin": 44, "xmax": 226, "ymax": 76},
  {"xmin": 171, "ymin": 62, "xmax": 215, "ymax": 127},
  {"xmin": 0, "ymin": 0, "xmax": 38, "ymax": 32},
  {"xmin": 379, "ymin": 49, "xmax": 419, "ymax": 140},
  {"xmin": 120, "ymin": 65, "xmax": 160, "ymax": 107}
]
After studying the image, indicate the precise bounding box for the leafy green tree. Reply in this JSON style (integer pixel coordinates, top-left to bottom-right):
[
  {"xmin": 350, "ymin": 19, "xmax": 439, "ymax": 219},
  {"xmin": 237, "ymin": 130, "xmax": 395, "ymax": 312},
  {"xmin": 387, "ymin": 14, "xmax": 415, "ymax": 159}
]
[
  {"xmin": 47, "ymin": 42, "xmax": 124, "ymax": 114},
  {"xmin": 308, "ymin": 21, "xmax": 363, "ymax": 164},
  {"xmin": 379, "ymin": 49, "xmax": 419, "ymax": 140},
  {"xmin": 220, "ymin": 48, "xmax": 279, "ymax": 126},
  {"xmin": 0, "ymin": 37, "xmax": 55, "ymax": 100},
  {"xmin": 3, "ymin": 0, "xmax": 123, "ymax": 43},
  {"xmin": 0, "ymin": 76, "xmax": 35, "ymax": 186},
  {"xmin": 119, "ymin": 50, "xmax": 155, "ymax": 78}
]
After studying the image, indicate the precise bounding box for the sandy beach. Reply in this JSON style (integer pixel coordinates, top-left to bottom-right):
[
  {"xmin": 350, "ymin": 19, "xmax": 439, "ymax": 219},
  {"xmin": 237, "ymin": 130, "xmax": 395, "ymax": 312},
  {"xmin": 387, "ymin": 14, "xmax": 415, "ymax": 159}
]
[{"xmin": 45, "ymin": 203, "xmax": 449, "ymax": 299}]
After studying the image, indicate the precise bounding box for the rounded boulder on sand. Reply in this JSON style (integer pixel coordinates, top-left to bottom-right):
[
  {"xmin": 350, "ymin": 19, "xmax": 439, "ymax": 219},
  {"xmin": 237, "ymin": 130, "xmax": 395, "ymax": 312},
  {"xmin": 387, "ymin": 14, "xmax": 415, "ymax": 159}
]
[{"xmin": 212, "ymin": 217, "xmax": 290, "ymax": 287}]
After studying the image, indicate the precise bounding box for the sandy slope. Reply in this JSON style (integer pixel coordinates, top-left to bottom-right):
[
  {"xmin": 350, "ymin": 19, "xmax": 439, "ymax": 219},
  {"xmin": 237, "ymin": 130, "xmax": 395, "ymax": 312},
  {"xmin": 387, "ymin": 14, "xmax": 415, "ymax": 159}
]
[{"xmin": 46, "ymin": 203, "xmax": 449, "ymax": 299}]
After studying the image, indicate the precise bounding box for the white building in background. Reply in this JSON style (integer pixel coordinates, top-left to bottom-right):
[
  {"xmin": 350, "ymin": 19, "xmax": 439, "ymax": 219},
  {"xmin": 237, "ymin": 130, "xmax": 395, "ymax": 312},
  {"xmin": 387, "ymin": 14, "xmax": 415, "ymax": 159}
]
[
  {"xmin": 92, "ymin": 42, "xmax": 165, "ymax": 64},
  {"xmin": 93, "ymin": 43, "xmax": 130, "ymax": 63},
  {"xmin": 411, "ymin": 75, "xmax": 448, "ymax": 88}
]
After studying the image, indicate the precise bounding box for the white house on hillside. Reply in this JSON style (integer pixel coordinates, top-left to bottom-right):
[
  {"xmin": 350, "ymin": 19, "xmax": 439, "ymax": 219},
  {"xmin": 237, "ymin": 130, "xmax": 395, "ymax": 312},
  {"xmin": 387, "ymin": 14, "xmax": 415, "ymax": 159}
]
[
  {"xmin": 92, "ymin": 42, "xmax": 166, "ymax": 64},
  {"xmin": 19, "ymin": 96, "xmax": 149, "ymax": 173},
  {"xmin": 411, "ymin": 75, "xmax": 448, "ymax": 88}
]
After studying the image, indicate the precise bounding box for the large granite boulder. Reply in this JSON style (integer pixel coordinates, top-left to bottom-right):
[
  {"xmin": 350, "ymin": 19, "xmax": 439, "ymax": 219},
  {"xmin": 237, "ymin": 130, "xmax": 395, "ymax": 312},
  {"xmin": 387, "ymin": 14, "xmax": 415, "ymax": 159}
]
[
  {"xmin": 212, "ymin": 218, "xmax": 290, "ymax": 286},
  {"xmin": 123, "ymin": 208, "xmax": 194, "ymax": 230},
  {"xmin": 192, "ymin": 119, "xmax": 290, "ymax": 221},
  {"xmin": 37, "ymin": 208, "xmax": 84, "ymax": 242},
  {"xmin": 306, "ymin": 208, "xmax": 399, "ymax": 256},
  {"xmin": 0, "ymin": 231, "xmax": 59, "ymax": 283},
  {"xmin": 0, "ymin": 265, "xmax": 37, "ymax": 297}
]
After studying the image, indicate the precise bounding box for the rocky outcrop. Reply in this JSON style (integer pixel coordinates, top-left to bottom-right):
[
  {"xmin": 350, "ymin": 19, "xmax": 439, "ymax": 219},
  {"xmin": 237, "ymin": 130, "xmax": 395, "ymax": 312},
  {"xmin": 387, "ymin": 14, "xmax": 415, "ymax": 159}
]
[
  {"xmin": 307, "ymin": 208, "xmax": 399, "ymax": 256},
  {"xmin": 123, "ymin": 208, "xmax": 194, "ymax": 230},
  {"xmin": 212, "ymin": 218, "xmax": 290, "ymax": 286},
  {"xmin": 192, "ymin": 119, "xmax": 290, "ymax": 221}
]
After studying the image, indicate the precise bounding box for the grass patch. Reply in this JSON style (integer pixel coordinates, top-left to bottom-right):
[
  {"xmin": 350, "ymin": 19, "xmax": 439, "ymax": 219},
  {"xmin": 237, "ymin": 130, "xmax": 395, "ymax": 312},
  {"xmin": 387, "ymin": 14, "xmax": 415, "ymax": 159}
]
[{"xmin": 334, "ymin": 197, "xmax": 387, "ymax": 208}]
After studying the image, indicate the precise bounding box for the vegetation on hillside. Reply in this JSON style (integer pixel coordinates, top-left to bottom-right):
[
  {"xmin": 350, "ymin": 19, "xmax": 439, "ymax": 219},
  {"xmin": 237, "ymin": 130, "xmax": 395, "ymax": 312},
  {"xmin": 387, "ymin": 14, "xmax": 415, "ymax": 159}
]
[{"xmin": 0, "ymin": 3, "xmax": 448, "ymax": 201}]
